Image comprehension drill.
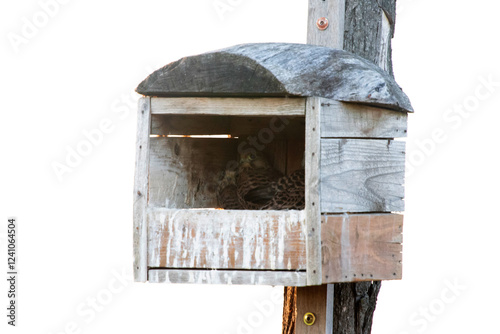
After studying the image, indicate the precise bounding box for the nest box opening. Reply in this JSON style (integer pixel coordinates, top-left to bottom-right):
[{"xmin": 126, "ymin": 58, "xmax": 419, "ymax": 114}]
[{"xmin": 149, "ymin": 113, "xmax": 306, "ymax": 210}]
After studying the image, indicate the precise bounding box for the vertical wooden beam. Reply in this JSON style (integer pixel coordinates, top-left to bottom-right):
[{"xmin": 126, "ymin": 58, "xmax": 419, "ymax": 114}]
[
  {"xmin": 307, "ymin": 0, "xmax": 346, "ymax": 48},
  {"xmin": 133, "ymin": 96, "xmax": 151, "ymax": 282},
  {"xmin": 296, "ymin": 285, "xmax": 334, "ymax": 333},
  {"xmin": 305, "ymin": 97, "xmax": 322, "ymax": 286}
]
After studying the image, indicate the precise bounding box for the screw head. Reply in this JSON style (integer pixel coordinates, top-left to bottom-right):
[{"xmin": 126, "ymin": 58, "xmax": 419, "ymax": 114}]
[
  {"xmin": 316, "ymin": 17, "xmax": 329, "ymax": 30},
  {"xmin": 303, "ymin": 312, "xmax": 316, "ymax": 326}
]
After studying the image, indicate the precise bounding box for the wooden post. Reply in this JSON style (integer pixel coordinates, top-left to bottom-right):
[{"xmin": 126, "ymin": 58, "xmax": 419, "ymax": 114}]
[
  {"xmin": 133, "ymin": 97, "xmax": 151, "ymax": 282},
  {"xmin": 285, "ymin": 1, "xmax": 399, "ymax": 333},
  {"xmin": 305, "ymin": 97, "xmax": 322, "ymax": 286}
]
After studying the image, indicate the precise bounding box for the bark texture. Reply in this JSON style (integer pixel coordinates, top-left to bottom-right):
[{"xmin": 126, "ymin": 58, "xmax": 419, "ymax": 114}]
[
  {"xmin": 333, "ymin": 282, "xmax": 382, "ymax": 334},
  {"xmin": 344, "ymin": 0, "xmax": 396, "ymax": 77}
]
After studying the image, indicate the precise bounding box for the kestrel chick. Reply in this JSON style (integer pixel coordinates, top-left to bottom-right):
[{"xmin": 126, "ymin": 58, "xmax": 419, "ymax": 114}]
[
  {"xmin": 236, "ymin": 151, "xmax": 283, "ymax": 210},
  {"xmin": 217, "ymin": 169, "xmax": 241, "ymax": 209}
]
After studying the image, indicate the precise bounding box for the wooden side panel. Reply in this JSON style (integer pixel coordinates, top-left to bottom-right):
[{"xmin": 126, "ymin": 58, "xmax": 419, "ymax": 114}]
[
  {"xmin": 148, "ymin": 137, "xmax": 238, "ymax": 208},
  {"xmin": 133, "ymin": 97, "xmax": 151, "ymax": 282},
  {"xmin": 307, "ymin": 0, "xmax": 346, "ymax": 48},
  {"xmin": 320, "ymin": 139, "xmax": 405, "ymax": 213},
  {"xmin": 321, "ymin": 214, "xmax": 403, "ymax": 283},
  {"xmin": 147, "ymin": 209, "xmax": 307, "ymax": 270},
  {"xmin": 305, "ymin": 97, "xmax": 322, "ymax": 285},
  {"xmin": 151, "ymin": 97, "xmax": 306, "ymax": 116},
  {"xmin": 320, "ymin": 100, "xmax": 407, "ymax": 138},
  {"xmin": 149, "ymin": 269, "xmax": 307, "ymax": 286}
]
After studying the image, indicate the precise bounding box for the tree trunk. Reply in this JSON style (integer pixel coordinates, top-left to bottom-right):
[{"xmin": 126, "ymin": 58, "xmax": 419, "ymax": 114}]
[{"xmin": 283, "ymin": 1, "xmax": 397, "ymax": 333}]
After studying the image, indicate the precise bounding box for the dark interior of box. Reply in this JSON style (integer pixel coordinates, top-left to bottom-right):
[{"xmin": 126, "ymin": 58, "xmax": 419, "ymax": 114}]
[{"xmin": 148, "ymin": 114, "xmax": 305, "ymax": 209}]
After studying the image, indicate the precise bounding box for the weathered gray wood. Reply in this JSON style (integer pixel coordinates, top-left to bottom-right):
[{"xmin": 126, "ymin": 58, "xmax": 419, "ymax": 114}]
[
  {"xmin": 307, "ymin": 0, "xmax": 345, "ymax": 48},
  {"xmin": 320, "ymin": 139, "xmax": 405, "ymax": 213},
  {"xmin": 150, "ymin": 97, "xmax": 306, "ymax": 116},
  {"xmin": 147, "ymin": 208, "xmax": 307, "ymax": 270},
  {"xmin": 320, "ymin": 99, "xmax": 407, "ymax": 138},
  {"xmin": 305, "ymin": 97, "xmax": 322, "ymax": 285},
  {"xmin": 137, "ymin": 43, "xmax": 413, "ymax": 113},
  {"xmin": 344, "ymin": 0, "xmax": 397, "ymax": 77},
  {"xmin": 149, "ymin": 269, "xmax": 307, "ymax": 286},
  {"xmin": 151, "ymin": 114, "xmax": 231, "ymax": 136},
  {"xmin": 321, "ymin": 214, "xmax": 403, "ymax": 283},
  {"xmin": 133, "ymin": 97, "xmax": 151, "ymax": 282},
  {"xmin": 148, "ymin": 137, "xmax": 238, "ymax": 208}
]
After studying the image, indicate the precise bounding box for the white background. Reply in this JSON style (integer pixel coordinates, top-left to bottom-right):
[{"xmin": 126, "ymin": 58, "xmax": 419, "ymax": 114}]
[{"xmin": 1, "ymin": 0, "xmax": 500, "ymax": 333}]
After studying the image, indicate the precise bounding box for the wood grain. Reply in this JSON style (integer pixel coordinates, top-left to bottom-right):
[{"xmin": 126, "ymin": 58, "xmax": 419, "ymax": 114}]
[
  {"xmin": 147, "ymin": 208, "xmax": 307, "ymax": 270},
  {"xmin": 133, "ymin": 97, "xmax": 151, "ymax": 282},
  {"xmin": 320, "ymin": 139, "xmax": 405, "ymax": 213},
  {"xmin": 305, "ymin": 97, "xmax": 322, "ymax": 285},
  {"xmin": 321, "ymin": 214, "xmax": 403, "ymax": 283},
  {"xmin": 296, "ymin": 285, "xmax": 330, "ymax": 333},
  {"xmin": 320, "ymin": 99, "xmax": 407, "ymax": 138},
  {"xmin": 150, "ymin": 114, "xmax": 305, "ymax": 139},
  {"xmin": 148, "ymin": 137, "xmax": 238, "ymax": 208},
  {"xmin": 307, "ymin": 0, "xmax": 345, "ymax": 48},
  {"xmin": 344, "ymin": 0, "xmax": 397, "ymax": 77},
  {"xmin": 149, "ymin": 269, "xmax": 307, "ymax": 286},
  {"xmin": 151, "ymin": 97, "xmax": 306, "ymax": 116}
]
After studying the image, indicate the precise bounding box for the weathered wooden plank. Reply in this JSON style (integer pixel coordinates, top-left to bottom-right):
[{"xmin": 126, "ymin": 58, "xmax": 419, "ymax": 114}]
[
  {"xmin": 147, "ymin": 209, "xmax": 307, "ymax": 270},
  {"xmin": 133, "ymin": 97, "xmax": 151, "ymax": 282},
  {"xmin": 305, "ymin": 97, "xmax": 322, "ymax": 285},
  {"xmin": 321, "ymin": 214, "xmax": 403, "ymax": 283},
  {"xmin": 151, "ymin": 97, "xmax": 306, "ymax": 116},
  {"xmin": 137, "ymin": 44, "xmax": 413, "ymax": 113},
  {"xmin": 229, "ymin": 116, "xmax": 305, "ymax": 139},
  {"xmin": 151, "ymin": 114, "xmax": 305, "ymax": 139},
  {"xmin": 148, "ymin": 137, "xmax": 238, "ymax": 208},
  {"xmin": 320, "ymin": 139, "xmax": 405, "ymax": 213},
  {"xmin": 307, "ymin": 0, "xmax": 345, "ymax": 48},
  {"xmin": 149, "ymin": 269, "xmax": 307, "ymax": 286},
  {"xmin": 320, "ymin": 99, "xmax": 407, "ymax": 138},
  {"xmin": 150, "ymin": 114, "xmax": 231, "ymax": 136},
  {"xmin": 296, "ymin": 285, "xmax": 329, "ymax": 333}
]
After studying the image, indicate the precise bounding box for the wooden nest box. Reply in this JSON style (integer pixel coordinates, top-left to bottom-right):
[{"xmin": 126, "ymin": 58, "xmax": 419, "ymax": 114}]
[{"xmin": 133, "ymin": 43, "xmax": 413, "ymax": 286}]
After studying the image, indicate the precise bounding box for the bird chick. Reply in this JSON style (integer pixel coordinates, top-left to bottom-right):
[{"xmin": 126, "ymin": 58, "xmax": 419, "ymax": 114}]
[
  {"xmin": 217, "ymin": 169, "xmax": 241, "ymax": 210},
  {"xmin": 262, "ymin": 169, "xmax": 305, "ymax": 210},
  {"xmin": 236, "ymin": 151, "xmax": 282, "ymax": 210}
]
